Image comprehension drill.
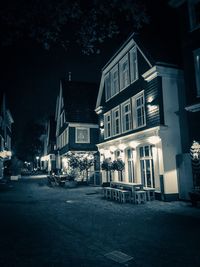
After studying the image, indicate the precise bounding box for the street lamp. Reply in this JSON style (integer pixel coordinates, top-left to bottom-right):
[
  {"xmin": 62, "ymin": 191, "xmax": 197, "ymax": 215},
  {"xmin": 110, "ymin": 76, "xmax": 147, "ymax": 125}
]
[{"xmin": 36, "ymin": 156, "xmax": 39, "ymax": 169}]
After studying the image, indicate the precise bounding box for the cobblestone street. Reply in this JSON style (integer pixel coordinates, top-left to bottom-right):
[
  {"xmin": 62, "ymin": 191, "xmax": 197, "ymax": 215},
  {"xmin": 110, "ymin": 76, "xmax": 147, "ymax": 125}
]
[{"xmin": 0, "ymin": 177, "xmax": 200, "ymax": 267}]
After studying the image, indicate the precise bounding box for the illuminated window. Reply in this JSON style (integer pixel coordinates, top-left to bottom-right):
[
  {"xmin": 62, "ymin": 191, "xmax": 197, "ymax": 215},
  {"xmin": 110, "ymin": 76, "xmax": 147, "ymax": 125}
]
[
  {"xmin": 104, "ymin": 112, "xmax": 112, "ymax": 139},
  {"xmin": 139, "ymin": 145, "xmax": 155, "ymax": 188},
  {"xmin": 194, "ymin": 48, "xmax": 200, "ymax": 97},
  {"xmin": 112, "ymin": 106, "xmax": 121, "ymax": 135},
  {"xmin": 129, "ymin": 46, "xmax": 138, "ymax": 83},
  {"xmin": 121, "ymin": 100, "xmax": 132, "ymax": 132},
  {"xmin": 127, "ymin": 148, "xmax": 135, "ymax": 183},
  {"xmin": 105, "ymin": 73, "xmax": 111, "ymax": 101},
  {"xmin": 189, "ymin": 0, "xmax": 200, "ymax": 30},
  {"xmin": 119, "ymin": 54, "xmax": 130, "ymax": 90},
  {"xmin": 75, "ymin": 127, "xmax": 90, "ymax": 143}
]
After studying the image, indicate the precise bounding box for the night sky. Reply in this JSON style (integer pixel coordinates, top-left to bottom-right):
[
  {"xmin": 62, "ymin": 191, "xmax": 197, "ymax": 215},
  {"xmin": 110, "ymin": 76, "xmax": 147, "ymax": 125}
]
[{"xmin": 0, "ymin": 1, "xmax": 179, "ymax": 150}]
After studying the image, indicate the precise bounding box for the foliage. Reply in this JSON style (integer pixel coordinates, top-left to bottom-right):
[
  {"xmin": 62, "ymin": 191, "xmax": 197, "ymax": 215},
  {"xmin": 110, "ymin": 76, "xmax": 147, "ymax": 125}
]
[
  {"xmin": 111, "ymin": 159, "xmax": 125, "ymax": 172},
  {"xmin": 101, "ymin": 158, "xmax": 112, "ymax": 171},
  {"xmin": 0, "ymin": 0, "xmax": 149, "ymax": 54},
  {"xmin": 14, "ymin": 120, "xmax": 45, "ymax": 162},
  {"xmin": 66, "ymin": 152, "xmax": 94, "ymax": 181}
]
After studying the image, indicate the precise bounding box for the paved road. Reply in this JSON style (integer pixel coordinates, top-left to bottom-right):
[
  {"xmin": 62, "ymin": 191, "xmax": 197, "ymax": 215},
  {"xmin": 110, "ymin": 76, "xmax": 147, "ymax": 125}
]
[{"xmin": 0, "ymin": 177, "xmax": 200, "ymax": 267}]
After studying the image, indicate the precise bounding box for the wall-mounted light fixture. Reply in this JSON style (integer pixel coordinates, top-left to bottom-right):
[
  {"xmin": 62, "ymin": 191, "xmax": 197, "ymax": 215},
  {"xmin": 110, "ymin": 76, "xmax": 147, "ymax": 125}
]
[{"xmin": 147, "ymin": 96, "xmax": 158, "ymax": 112}]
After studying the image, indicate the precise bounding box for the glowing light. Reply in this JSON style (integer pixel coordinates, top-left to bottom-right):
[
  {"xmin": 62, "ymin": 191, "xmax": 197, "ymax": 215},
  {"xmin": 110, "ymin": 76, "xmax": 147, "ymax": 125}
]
[
  {"xmin": 99, "ymin": 148, "xmax": 104, "ymax": 155},
  {"xmin": 118, "ymin": 144, "xmax": 126, "ymax": 151},
  {"xmin": 148, "ymin": 136, "xmax": 160, "ymax": 144},
  {"xmin": 129, "ymin": 141, "xmax": 138, "ymax": 148},
  {"xmin": 109, "ymin": 146, "xmax": 116, "ymax": 152}
]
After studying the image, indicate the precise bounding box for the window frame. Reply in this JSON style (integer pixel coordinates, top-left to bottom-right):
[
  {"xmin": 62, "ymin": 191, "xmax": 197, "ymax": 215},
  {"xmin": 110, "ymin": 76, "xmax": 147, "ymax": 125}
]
[
  {"xmin": 111, "ymin": 65, "xmax": 119, "ymax": 97},
  {"xmin": 112, "ymin": 106, "xmax": 121, "ymax": 136},
  {"xmin": 132, "ymin": 91, "xmax": 146, "ymax": 129},
  {"xmin": 105, "ymin": 73, "xmax": 111, "ymax": 101},
  {"xmin": 129, "ymin": 46, "xmax": 138, "ymax": 83},
  {"xmin": 104, "ymin": 111, "xmax": 112, "ymax": 139},
  {"xmin": 119, "ymin": 54, "xmax": 130, "ymax": 91},
  {"xmin": 75, "ymin": 127, "xmax": 90, "ymax": 144},
  {"xmin": 121, "ymin": 99, "xmax": 132, "ymax": 133}
]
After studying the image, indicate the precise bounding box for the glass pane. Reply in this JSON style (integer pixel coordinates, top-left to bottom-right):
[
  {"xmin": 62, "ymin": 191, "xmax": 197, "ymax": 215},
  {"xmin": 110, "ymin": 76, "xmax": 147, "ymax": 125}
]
[
  {"xmin": 139, "ymin": 147, "xmax": 144, "ymax": 158},
  {"xmin": 145, "ymin": 146, "xmax": 150, "ymax": 157}
]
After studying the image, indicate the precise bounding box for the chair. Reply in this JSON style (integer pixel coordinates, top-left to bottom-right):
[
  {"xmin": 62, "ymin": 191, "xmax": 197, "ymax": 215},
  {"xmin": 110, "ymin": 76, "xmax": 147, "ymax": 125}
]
[
  {"xmin": 143, "ymin": 187, "xmax": 155, "ymax": 201},
  {"xmin": 134, "ymin": 190, "xmax": 147, "ymax": 204}
]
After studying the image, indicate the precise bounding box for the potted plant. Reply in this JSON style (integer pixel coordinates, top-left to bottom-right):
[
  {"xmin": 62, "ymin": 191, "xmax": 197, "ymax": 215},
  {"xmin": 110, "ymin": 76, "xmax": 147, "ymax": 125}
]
[{"xmin": 111, "ymin": 159, "xmax": 125, "ymax": 181}]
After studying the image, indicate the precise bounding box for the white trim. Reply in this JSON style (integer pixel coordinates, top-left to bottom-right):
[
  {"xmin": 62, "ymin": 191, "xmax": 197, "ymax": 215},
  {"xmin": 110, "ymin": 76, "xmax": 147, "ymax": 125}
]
[
  {"xmin": 132, "ymin": 90, "xmax": 146, "ymax": 129},
  {"xmin": 75, "ymin": 127, "xmax": 90, "ymax": 143},
  {"xmin": 121, "ymin": 99, "xmax": 132, "ymax": 133},
  {"xmin": 97, "ymin": 126, "xmax": 160, "ymax": 148},
  {"xmin": 112, "ymin": 105, "xmax": 121, "ymax": 136},
  {"xmin": 185, "ymin": 103, "xmax": 200, "ymax": 112},
  {"xmin": 142, "ymin": 65, "xmax": 183, "ymax": 82},
  {"xmin": 103, "ymin": 39, "xmax": 135, "ymax": 74},
  {"xmin": 104, "ymin": 111, "xmax": 112, "ymax": 139},
  {"xmin": 68, "ymin": 122, "xmax": 99, "ymax": 128},
  {"xmin": 95, "ymin": 106, "xmax": 104, "ymax": 115},
  {"xmin": 119, "ymin": 53, "xmax": 130, "ymax": 91}
]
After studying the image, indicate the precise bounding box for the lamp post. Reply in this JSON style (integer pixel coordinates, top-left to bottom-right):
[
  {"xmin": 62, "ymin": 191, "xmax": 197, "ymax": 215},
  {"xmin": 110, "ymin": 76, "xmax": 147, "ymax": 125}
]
[{"xmin": 36, "ymin": 156, "xmax": 39, "ymax": 169}]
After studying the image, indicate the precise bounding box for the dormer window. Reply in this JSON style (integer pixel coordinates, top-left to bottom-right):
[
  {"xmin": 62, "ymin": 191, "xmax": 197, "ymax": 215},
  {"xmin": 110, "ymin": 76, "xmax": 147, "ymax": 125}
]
[
  {"xmin": 120, "ymin": 54, "xmax": 130, "ymax": 90},
  {"xmin": 105, "ymin": 73, "xmax": 111, "ymax": 101},
  {"xmin": 111, "ymin": 65, "xmax": 119, "ymax": 96},
  {"xmin": 189, "ymin": 0, "xmax": 200, "ymax": 30}
]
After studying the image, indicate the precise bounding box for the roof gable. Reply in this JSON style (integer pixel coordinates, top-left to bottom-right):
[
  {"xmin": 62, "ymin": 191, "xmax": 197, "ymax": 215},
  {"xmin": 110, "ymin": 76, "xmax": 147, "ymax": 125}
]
[{"xmin": 61, "ymin": 80, "xmax": 98, "ymax": 124}]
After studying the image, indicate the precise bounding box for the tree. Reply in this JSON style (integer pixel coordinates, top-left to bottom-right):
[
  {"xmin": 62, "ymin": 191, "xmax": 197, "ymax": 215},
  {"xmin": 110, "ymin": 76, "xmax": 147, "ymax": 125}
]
[
  {"xmin": 0, "ymin": 0, "xmax": 149, "ymax": 54},
  {"xmin": 101, "ymin": 158, "xmax": 112, "ymax": 182},
  {"xmin": 14, "ymin": 120, "xmax": 45, "ymax": 163},
  {"xmin": 66, "ymin": 152, "xmax": 94, "ymax": 182},
  {"xmin": 111, "ymin": 159, "xmax": 125, "ymax": 181}
]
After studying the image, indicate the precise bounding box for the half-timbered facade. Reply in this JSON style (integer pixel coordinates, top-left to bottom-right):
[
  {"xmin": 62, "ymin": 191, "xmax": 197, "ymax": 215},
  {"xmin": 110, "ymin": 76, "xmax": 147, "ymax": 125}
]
[{"xmin": 95, "ymin": 33, "xmax": 188, "ymax": 201}]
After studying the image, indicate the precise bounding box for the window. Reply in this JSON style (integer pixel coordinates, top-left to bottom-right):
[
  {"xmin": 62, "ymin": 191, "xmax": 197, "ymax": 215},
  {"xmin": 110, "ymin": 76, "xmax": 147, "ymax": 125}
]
[
  {"xmin": 139, "ymin": 145, "xmax": 155, "ymax": 188},
  {"xmin": 120, "ymin": 54, "xmax": 130, "ymax": 90},
  {"xmin": 132, "ymin": 91, "xmax": 146, "ymax": 129},
  {"xmin": 111, "ymin": 65, "xmax": 119, "ymax": 96},
  {"xmin": 194, "ymin": 48, "xmax": 200, "ymax": 97},
  {"xmin": 105, "ymin": 73, "xmax": 111, "ymax": 101},
  {"xmin": 121, "ymin": 100, "xmax": 132, "ymax": 132},
  {"xmin": 130, "ymin": 46, "xmax": 138, "ymax": 83},
  {"xmin": 127, "ymin": 148, "xmax": 134, "ymax": 183},
  {"xmin": 112, "ymin": 106, "xmax": 121, "ymax": 135},
  {"xmin": 75, "ymin": 127, "xmax": 90, "ymax": 143},
  {"xmin": 104, "ymin": 112, "xmax": 112, "ymax": 139},
  {"xmin": 189, "ymin": 0, "xmax": 200, "ymax": 30}
]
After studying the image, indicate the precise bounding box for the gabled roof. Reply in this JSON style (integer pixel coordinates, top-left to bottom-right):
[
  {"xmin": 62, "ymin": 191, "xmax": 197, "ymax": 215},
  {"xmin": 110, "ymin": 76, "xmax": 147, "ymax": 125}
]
[
  {"xmin": 49, "ymin": 115, "xmax": 56, "ymax": 142},
  {"xmin": 61, "ymin": 80, "xmax": 98, "ymax": 124},
  {"xmin": 96, "ymin": 32, "xmax": 181, "ymax": 109}
]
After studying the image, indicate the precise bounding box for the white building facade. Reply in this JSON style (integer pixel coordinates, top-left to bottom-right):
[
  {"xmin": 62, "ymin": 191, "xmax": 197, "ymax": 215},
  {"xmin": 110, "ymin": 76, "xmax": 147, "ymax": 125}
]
[{"xmin": 95, "ymin": 34, "xmax": 191, "ymax": 201}]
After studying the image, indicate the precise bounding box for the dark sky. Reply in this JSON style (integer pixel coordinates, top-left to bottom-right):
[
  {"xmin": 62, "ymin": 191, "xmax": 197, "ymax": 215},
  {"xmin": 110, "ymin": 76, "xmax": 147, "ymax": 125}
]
[{"xmin": 0, "ymin": 1, "xmax": 180, "ymax": 147}]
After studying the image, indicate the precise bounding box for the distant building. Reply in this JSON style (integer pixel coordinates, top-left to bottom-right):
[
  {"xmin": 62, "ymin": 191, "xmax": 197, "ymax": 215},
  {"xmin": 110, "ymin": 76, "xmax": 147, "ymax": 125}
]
[
  {"xmin": 169, "ymin": 0, "xmax": 200, "ymax": 189},
  {"xmin": 0, "ymin": 93, "xmax": 14, "ymax": 178},
  {"xmin": 40, "ymin": 116, "xmax": 56, "ymax": 173},
  {"xmin": 55, "ymin": 79, "xmax": 99, "ymax": 182},
  {"xmin": 95, "ymin": 32, "xmax": 190, "ymax": 201}
]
